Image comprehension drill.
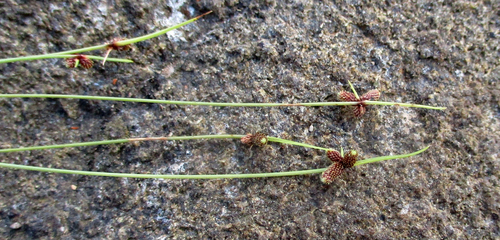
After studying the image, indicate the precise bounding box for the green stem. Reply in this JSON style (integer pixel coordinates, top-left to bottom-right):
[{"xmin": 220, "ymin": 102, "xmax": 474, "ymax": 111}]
[
  {"xmin": 0, "ymin": 162, "xmax": 324, "ymax": 179},
  {"xmin": 363, "ymin": 101, "xmax": 445, "ymax": 110},
  {"xmin": 0, "ymin": 135, "xmax": 323, "ymax": 153},
  {"xmin": 0, "ymin": 147, "xmax": 428, "ymax": 179},
  {"xmin": 0, "ymin": 54, "xmax": 134, "ymax": 63},
  {"xmin": 116, "ymin": 11, "xmax": 212, "ymax": 46},
  {"xmin": 55, "ymin": 55, "xmax": 134, "ymax": 63},
  {"xmin": 0, "ymin": 12, "xmax": 211, "ymax": 64},
  {"xmin": 348, "ymin": 80, "xmax": 360, "ymax": 100},
  {"xmin": 354, "ymin": 146, "xmax": 429, "ymax": 166},
  {"xmin": 0, "ymin": 46, "xmax": 109, "ymax": 64},
  {"xmin": 0, "ymin": 94, "xmax": 446, "ymax": 110},
  {"xmin": 0, "ymin": 139, "xmax": 130, "ymax": 153},
  {"xmin": 268, "ymin": 137, "xmax": 330, "ymax": 151}
]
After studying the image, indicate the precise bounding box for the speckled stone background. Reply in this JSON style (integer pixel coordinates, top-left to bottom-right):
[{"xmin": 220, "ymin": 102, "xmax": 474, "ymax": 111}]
[{"xmin": 0, "ymin": 0, "xmax": 499, "ymax": 239}]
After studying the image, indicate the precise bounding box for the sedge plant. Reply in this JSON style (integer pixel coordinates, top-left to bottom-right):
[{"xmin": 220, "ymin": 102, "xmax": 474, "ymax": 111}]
[
  {"xmin": 0, "ymin": 133, "xmax": 429, "ymax": 183},
  {"xmin": 0, "ymin": 11, "xmax": 212, "ymax": 67},
  {"xmin": 0, "ymin": 10, "xmax": 442, "ymax": 184},
  {"xmin": 0, "ymin": 84, "xmax": 446, "ymax": 112}
]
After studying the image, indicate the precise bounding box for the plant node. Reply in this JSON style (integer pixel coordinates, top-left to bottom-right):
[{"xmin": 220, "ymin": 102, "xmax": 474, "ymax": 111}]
[
  {"xmin": 102, "ymin": 38, "xmax": 132, "ymax": 65},
  {"xmin": 241, "ymin": 132, "xmax": 268, "ymax": 147}
]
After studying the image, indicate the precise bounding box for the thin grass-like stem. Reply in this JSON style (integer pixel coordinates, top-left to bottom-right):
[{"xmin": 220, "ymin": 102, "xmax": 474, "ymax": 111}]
[
  {"xmin": 0, "ymin": 162, "xmax": 325, "ymax": 179},
  {"xmin": 0, "ymin": 94, "xmax": 446, "ymax": 110},
  {"xmin": 348, "ymin": 80, "xmax": 360, "ymax": 100},
  {"xmin": 0, "ymin": 54, "xmax": 134, "ymax": 63},
  {"xmin": 0, "ymin": 46, "xmax": 109, "ymax": 64},
  {"xmin": 0, "ymin": 147, "xmax": 428, "ymax": 179},
  {"xmin": 267, "ymin": 137, "xmax": 330, "ymax": 151},
  {"xmin": 116, "ymin": 11, "xmax": 212, "ymax": 46},
  {"xmin": 0, "ymin": 135, "xmax": 330, "ymax": 153},
  {"xmin": 0, "ymin": 12, "xmax": 211, "ymax": 64},
  {"xmin": 55, "ymin": 55, "xmax": 134, "ymax": 63},
  {"xmin": 354, "ymin": 146, "xmax": 429, "ymax": 166}
]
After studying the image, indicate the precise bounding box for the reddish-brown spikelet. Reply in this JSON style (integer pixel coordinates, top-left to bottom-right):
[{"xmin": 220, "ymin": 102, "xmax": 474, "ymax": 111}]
[
  {"xmin": 338, "ymin": 91, "xmax": 358, "ymax": 101},
  {"xmin": 241, "ymin": 132, "xmax": 268, "ymax": 147},
  {"xmin": 65, "ymin": 55, "xmax": 93, "ymax": 69},
  {"xmin": 338, "ymin": 88, "xmax": 381, "ymax": 117},
  {"xmin": 321, "ymin": 149, "xmax": 359, "ymax": 184},
  {"xmin": 65, "ymin": 58, "xmax": 77, "ymax": 68},
  {"xmin": 360, "ymin": 89, "xmax": 381, "ymax": 101},
  {"xmin": 327, "ymin": 150, "xmax": 343, "ymax": 163},
  {"xmin": 342, "ymin": 150, "xmax": 358, "ymax": 168},
  {"xmin": 321, "ymin": 162, "xmax": 344, "ymax": 184},
  {"xmin": 241, "ymin": 134, "xmax": 253, "ymax": 145},
  {"xmin": 78, "ymin": 55, "xmax": 94, "ymax": 69},
  {"xmin": 252, "ymin": 132, "xmax": 268, "ymax": 146},
  {"xmin": 353, "ymin": 105, "xmax": 366, "ymax": 118}
]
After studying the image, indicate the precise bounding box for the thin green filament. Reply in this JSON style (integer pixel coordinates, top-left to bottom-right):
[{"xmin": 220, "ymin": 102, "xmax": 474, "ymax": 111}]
[
  {"xmin": 0, "ymin": 147, "xmax": 429, "ymax": 179},
  {"xmin": 0, "ymin": 94, "xmax": 446, "ymax": 110},
  {"xmin": 0, "ymin": 12, "xmax": 210, "ymax": 64},
  {"xmin": 0, "ymin": 134, "xmax": 429, "ymax": 179}
]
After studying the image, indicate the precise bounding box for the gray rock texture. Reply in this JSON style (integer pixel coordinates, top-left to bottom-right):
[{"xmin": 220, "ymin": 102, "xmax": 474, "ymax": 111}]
[{"xmin": 0, "ymin": 0, "xmax": 498, "ymax": 238}]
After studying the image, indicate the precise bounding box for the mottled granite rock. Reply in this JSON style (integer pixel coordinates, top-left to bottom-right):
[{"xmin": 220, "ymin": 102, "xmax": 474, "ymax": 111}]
[{"xmin": 0, "ymin": 0, "xmax": 498, "ymax": 238}]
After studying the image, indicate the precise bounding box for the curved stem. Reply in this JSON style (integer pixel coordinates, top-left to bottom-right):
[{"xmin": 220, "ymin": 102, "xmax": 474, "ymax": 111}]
[
  {"xmin": 0, "ymin": 147, "xmax": 428, "ymax": 179},
  {"xmin": 0, "ymin": 135, "xmax": 322, "ymax": 153},
  {"xmin": 354, "ymin": 146, "xmax": 429, "ymax": 166},
  {"xmin": 0, "ymin": 139, "xmax": 129, "ymax": 153},
  {"xmin": 0, "ymin": 94, "xmax": 446, "ymax": 110},
  {"xmin": 0, "ymin": 162, "xmax": 325, "ymax": 179},
  {"xmin": 0, "ymin": 12, "xmax": 211, "ymax": 64},
  {"xmin": 57, "ymin": 55, "xmax": 134, "ymax": 63},
  {"xmin": 0, "ymin": 46, "xmax": 108, "ymax": 64},
  {"xmin": 116, "ymin": 11, "xmax": 212, "ymax": 46}
]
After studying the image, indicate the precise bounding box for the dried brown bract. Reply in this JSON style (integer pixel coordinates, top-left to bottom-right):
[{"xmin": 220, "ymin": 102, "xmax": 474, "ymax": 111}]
[
  {"xmin": 102, "ymin": 38, "xmax": 132, "ymax": 65},
  {"xmin": 241, "ymin": 132, "xmax": 268, "ymax": 147},
  {"xmin": 106, "ymin": 38, "xmax": 132, "ymax": 51}
]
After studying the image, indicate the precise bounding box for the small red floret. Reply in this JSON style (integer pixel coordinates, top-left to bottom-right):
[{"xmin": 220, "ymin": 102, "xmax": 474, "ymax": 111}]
[
  {"xmin": 321, "ymin": 149, "xmax": 359, "ymax": 184},
  {"xmin": 65, "ymin": 54, "xmax": 93, "ymax": 69}
]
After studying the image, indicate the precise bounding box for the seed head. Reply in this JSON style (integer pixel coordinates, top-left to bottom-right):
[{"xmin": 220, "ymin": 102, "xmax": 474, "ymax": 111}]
[
  {"xmin": 321, "ymin": 162, "xmax": 344, "ymax": 184},
  {"xmin": 321, "ymin": 149, "xmax": 359, "ymax": 184},
  {"xmin": 342, "ymin": 150, "xmax": 358, "ymax": 168},
  {"xmin": 360, "ymin": 89, "xmax": 380, "ymax": 101},
  {"xmin": 338, "ymin": 91, "xmax": 358, "ymax": 102},
  {"xmin": 338, "ymin": 88, "xmax": 380, "ymax": 117},
  {"xmin": 65, "ymin": 54, "xmax": 93, "ymax": 69}
]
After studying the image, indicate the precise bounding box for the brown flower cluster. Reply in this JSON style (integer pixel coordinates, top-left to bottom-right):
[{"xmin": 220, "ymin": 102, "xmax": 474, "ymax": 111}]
[
  {"xmin": 65, "ymin": 54, "xmax": 93, "ymax": 69},
  {"xmin": 338, "ymin": 89, "xmax": 380, "ymax": 117},
  {"xmin": 321, "ymin": 149, "xmax": 359, "ymax": 184}
]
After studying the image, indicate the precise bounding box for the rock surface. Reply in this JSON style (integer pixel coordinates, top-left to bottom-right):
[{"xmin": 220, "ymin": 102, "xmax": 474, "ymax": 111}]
[{"xmin": 0, "ymin": 0, "xmax": 498, "ymax": 238}]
